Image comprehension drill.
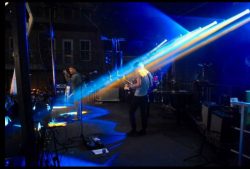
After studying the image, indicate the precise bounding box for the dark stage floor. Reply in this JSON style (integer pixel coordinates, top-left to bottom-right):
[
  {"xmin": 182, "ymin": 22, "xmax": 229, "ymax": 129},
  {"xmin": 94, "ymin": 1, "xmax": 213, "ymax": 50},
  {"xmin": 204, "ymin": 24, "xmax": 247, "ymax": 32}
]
[{"xmin": 5, "ymin": 102, "xmax": 244, "ymax": 167}]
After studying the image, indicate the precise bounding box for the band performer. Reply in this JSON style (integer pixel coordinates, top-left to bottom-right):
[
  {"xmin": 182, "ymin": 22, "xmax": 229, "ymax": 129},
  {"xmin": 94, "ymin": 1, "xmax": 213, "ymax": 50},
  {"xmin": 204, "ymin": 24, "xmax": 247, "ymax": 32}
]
[
  {"xmin": 127, "ymin": 62, "xmax": 153, "ymax": 136},
  {"xmin": 63, "ymin": 66, "xmax": 82, "ymax": 120}
]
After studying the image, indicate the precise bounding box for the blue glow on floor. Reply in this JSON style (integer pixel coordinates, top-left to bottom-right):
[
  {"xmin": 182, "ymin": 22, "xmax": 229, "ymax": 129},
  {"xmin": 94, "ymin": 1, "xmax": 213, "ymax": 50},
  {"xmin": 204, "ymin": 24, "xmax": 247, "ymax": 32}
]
[
  {"xmin": 59, "ymin": 153, "xmax": 120, "ymax": 167},
  {"xmin": 59, "ymin": 155, "xmax": 103, "ymax": 166}
]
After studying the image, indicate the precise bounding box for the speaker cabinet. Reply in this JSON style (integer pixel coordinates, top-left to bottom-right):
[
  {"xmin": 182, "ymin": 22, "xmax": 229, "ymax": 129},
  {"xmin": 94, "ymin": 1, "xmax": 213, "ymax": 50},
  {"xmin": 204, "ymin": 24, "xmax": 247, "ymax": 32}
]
[
  {"xmin": 210, "ymin": 110, "xmax": 238, "ymax": 144},
  {"xmin": 201, "ymin": 102, "xmax": 220, "ymax": 130}
]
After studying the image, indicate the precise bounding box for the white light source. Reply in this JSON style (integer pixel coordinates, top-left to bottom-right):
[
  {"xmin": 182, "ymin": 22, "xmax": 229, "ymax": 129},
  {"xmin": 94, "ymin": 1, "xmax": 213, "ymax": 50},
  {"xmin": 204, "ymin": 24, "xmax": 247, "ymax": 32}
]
[
  {"xmin": 5, "ymin": 116, "xmax": 11, "ymax": 126},
  {"xmin": 52, "ymin": 106, "xmax": 67, "ymax": 109},
  {"xmin": 5, "ymin": 2, "xmax": 9, "ymax": 6}
]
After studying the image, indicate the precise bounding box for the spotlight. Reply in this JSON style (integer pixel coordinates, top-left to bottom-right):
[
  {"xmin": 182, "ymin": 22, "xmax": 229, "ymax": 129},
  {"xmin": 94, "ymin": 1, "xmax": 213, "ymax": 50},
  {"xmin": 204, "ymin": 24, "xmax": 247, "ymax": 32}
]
[{"xmin": 5, "ymin": 2, "xmax": 9, "ymax": 6}]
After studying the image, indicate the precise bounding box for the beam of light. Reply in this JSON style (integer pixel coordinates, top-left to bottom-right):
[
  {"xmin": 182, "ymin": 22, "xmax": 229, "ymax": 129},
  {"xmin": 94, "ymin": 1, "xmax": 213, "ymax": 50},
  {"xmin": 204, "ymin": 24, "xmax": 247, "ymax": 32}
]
[
  {"xmin": 94, "ymin": 38, "xmax": 167, "ymax": 96},
  {"xmin": 144, "ymin": 21, "xmax": 218, "ymax": 71},
  {"xmin": 70, "ymin": 38, "xmax": 171, "ymax": 102},
  {"xmin": 96, "ymin": 11, "xmax": 244, "ymax": 96},
  {"xmin": 59, "ymin": 111, "xmax": 87, "ymax": 116},
  {"xmin": 145, "ymin": 21, "xmax": 217, "ymax": 65},
  {"xmin": 68, "ymin": 22, "xmax": 215, "ymax": 102},
  {"xmin": 147, "ymin": 10, "xmax": 250, "ymax": 72},
  {"xmin": 52, "ymin": 106, "xmax": 68, "ymax": 109},
  {"xmin": 58, "ymin": 10, "xmax": 249, "ymax": 103},
  {"xmin": 96, "ymin": 27, "xmax": 202, "ymax": 90},
  {"xmin": 151, "ymin": 16, "xmax": 250, "ymax": 71},
  {"xmin": 147, "ymin": 39, "xmax": 168, "ymax": 54},
  {"xmin": 177, "ymin": 9, "xmax": 250, "ymax": 51}
]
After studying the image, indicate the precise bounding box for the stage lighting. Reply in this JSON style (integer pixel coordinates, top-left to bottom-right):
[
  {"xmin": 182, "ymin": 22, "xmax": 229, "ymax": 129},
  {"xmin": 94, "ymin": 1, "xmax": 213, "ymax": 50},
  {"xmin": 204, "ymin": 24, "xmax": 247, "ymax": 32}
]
[
  {"xmin": 52, "ymin": 106, "xmax": 67, "ymax": 109},
  {"xmin": 59, "ymin": 111, "xmax": 87, "ymax": 116},
  {"xmin": 148, "ymin": 39, "xmax": 168, "ymax": 54},
  {"xmin": 57, "ymin": 9, "xmax": 250, "ymax": 105},
  {"xmin": 5, "ymin": 116, "xmax": 11, "ymax": 126},
  {"xmin": 48, "ymin": 121, "xmax": 67, "ymax": 127}
]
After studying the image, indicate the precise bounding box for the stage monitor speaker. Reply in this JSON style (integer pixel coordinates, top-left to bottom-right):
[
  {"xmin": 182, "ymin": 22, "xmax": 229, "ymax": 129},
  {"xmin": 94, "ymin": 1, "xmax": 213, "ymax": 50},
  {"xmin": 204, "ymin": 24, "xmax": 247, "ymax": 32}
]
[
  {"xmin": 210, "ymin": 110, "xmax": 238, "ymax": 145},
  {"xmin": 201, "ymin": 102, "xmax": 220, "ymax": 130}
]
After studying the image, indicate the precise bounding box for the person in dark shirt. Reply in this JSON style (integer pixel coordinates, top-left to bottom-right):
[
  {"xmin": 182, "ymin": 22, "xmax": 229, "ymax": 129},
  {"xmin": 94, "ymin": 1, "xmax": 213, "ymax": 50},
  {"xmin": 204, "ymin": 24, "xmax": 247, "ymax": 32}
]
[{"xmin": 63, "ymin": 66, "xmax": 82, "ymax": 119}]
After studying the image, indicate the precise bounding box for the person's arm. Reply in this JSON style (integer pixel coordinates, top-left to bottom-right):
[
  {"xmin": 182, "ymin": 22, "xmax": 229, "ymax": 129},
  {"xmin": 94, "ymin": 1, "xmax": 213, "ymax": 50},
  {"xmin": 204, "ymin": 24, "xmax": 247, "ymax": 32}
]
[
  {"xmin": 130, "ymin": 76, "xmax": 141, "ymax": 89},
  {"xmin": 63, "ymin": 70, "xmax": 71, "ymax": 83},
  {"xmin": 71, "ymin": 73, "xmax": 82, "ymax": 89}
]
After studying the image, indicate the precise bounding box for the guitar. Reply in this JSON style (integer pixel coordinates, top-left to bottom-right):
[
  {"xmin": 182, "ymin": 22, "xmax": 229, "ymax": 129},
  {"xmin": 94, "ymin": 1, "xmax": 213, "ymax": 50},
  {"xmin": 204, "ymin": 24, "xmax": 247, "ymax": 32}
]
[{"xmin": 122, "ymin": 77, "xmax": 135, "ymax": 91}]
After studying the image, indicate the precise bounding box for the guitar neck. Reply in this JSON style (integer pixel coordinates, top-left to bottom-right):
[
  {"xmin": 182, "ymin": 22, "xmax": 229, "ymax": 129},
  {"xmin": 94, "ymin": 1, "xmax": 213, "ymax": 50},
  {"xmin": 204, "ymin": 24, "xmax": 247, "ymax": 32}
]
[{"xmin": 124, "ymin": 79, "xmax": 133, "ymax": 84}]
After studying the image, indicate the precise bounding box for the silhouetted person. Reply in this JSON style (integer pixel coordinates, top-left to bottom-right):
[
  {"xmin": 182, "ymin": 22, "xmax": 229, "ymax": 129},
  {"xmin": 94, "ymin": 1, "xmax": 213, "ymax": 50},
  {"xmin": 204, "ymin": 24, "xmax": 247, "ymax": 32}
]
[
  {"xmin": 63, "ymin": 66, "xmax": 82, "ymax": 119},
  {"xmin": 127, "ymin": 62, "xmax": 153, "ymax": 136}
]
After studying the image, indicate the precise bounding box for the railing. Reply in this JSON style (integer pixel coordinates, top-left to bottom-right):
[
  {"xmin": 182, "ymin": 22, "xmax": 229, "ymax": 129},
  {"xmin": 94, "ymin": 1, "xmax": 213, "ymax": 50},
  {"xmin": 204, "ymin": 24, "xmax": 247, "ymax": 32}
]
[{"xmin": 230, "ymin": 101, "xmax": 250, "ymax": 166}]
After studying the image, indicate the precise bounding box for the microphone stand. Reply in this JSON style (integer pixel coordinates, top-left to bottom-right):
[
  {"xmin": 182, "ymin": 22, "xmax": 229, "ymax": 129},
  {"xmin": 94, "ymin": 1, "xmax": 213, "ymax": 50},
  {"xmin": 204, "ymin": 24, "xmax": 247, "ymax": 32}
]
[{"xmin": 79, "ymin": 84, "xmax": 86, "ymax": 145}]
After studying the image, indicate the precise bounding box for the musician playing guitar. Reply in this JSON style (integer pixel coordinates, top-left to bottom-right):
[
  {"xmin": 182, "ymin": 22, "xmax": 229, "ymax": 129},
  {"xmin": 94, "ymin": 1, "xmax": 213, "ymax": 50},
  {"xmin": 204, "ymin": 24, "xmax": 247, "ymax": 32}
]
[{"xmin": 126, "ymin": 62, "xmax": 153, "ymax": 136}]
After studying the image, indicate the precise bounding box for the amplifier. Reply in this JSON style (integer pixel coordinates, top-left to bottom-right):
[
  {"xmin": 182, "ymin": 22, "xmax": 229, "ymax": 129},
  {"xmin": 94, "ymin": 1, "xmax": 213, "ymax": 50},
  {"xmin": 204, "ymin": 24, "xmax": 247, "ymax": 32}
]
[
  {"xmin": 210, "ymin": 110, "xmax": 239, "ymax": 144},
  {"xmin": 201, "ymin": 102, "xmax": 220, "ymax": 130},
  {"xmin": 55, "ymin": 84, "xmax": 67, "ymax": 95}
]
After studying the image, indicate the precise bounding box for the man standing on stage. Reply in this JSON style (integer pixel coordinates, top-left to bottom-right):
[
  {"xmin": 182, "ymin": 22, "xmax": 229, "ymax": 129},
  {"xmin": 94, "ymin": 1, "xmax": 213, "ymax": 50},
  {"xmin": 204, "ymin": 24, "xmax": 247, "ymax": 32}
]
[
  {"xmin": 127, "ymin": 62, "xmax": 153, "ymax": 136},
  {"xmin": 63, "ymin": 66, "xmax": 82, "ymax": 120}
]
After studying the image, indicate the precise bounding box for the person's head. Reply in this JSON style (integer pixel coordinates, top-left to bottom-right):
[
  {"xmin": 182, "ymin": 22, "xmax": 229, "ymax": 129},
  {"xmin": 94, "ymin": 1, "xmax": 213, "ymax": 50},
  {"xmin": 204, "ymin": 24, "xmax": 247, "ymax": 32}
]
[
  {"xmin": 133, "ymin": 62, "xmax": 144, "ymax": 72},
  {"xmin": 68, "ymin": 66, "xmax": 77, "ymax": 75},
  {"xmin": 133, "ymin": 62, "xmax": 148, "ymax": 77}
]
